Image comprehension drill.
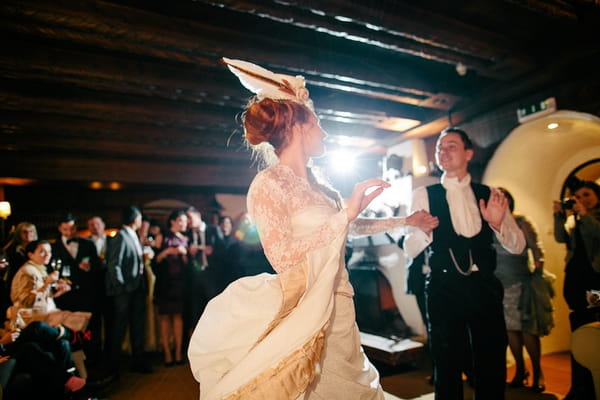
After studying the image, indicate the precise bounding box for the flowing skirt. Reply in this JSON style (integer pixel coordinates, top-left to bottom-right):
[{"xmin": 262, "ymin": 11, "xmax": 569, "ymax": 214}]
[{"xmin": 188, "ymin": 209, "xmax": 383, "ymax": 400}]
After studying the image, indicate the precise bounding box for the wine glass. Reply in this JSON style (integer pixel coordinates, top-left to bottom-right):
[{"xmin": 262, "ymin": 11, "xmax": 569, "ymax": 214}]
[
  {"xmin": 62, "ymin": 264, "xmax": 71, "ymax": 282},
  {"xmin": 49, "ymin": 259, "xmax": 61, "ymax": 288}
]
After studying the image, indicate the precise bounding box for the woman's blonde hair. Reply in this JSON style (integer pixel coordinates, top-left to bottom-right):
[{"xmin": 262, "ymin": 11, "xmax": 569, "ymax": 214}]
[{"xmin": 3, "ymin": 222, "xmax": 38, "ymax": 251}]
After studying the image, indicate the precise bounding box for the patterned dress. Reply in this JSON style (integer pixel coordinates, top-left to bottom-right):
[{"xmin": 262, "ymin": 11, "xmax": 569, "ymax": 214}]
[
  {"xmin": 189, "ymin": 164, "xmax": 408, "ymax": 400},
  {"xmin": 494, "ymin": 215, "xmax": 546, "ymax": 331}
]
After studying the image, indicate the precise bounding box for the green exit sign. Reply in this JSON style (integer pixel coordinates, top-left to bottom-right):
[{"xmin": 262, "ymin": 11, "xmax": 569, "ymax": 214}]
[{"xmin": 517, "ymin": 97, "xmax": 557, "ymax": 123}]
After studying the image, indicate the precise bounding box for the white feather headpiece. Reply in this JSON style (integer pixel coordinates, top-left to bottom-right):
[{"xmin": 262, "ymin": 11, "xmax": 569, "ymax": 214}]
[{"xmin": 222, "ymin": 57, "xmax": 311, "ymax": 106}]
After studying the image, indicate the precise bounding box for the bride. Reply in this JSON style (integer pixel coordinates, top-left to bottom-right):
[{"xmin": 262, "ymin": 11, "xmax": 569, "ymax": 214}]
[{"xmin": 188, "ymin": 58, "xmax": 438, "ymax": 399}]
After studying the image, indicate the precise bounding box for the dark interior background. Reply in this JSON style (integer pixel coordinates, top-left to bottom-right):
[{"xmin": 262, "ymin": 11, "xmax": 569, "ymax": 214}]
[{"xmin": 1, "ymin": 0, "xmax": 599, "ymax": 236}]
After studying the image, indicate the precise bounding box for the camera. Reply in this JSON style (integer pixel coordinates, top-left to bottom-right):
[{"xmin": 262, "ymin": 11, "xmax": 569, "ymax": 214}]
[{"xmin": 561, "ymin": 199, "xmax": 576, "ymax": 210}]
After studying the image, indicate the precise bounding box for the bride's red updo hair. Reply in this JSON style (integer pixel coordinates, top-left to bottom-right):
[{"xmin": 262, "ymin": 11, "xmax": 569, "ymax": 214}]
[{"xmin": 242, "ymin": 98, "xmax": 313, "ymax": 155}]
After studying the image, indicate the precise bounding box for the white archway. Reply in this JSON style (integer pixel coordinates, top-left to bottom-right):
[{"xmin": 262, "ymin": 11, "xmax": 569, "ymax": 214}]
[{"xmin": 483, "ymin": 110, "xmax": 600, "ymax": 353}]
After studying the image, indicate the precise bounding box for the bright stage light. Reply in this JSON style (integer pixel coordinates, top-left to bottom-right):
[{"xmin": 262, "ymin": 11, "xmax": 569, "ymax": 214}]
[{"xmin": 328, "ymin": 150, "xmax": 356, "ymax": 174}]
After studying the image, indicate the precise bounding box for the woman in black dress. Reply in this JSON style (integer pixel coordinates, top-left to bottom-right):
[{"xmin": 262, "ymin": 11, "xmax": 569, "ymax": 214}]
[{"xmin": 154, "ymin": 210, "xmax": 189, "ymax": 366}]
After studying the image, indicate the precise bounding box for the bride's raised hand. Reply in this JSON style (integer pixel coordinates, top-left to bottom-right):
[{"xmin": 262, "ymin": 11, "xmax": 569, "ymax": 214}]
[
  {"xmin": 346, "ymin": 178, "xmax": 391, "ymax": 221},
  {"xmin": 406, "ymin": 210, "xmax": 439, "ymax": 234}
]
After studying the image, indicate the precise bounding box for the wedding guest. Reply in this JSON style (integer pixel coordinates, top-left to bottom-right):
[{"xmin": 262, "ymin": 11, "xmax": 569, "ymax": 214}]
[
  {"xmin": 0, "ymin": 253, "xmax": 10, "ymax": 321},
  {"xmin": 554, "ymin": 179, "xmax": 600, "ymax": 400},
  {"xmin": 184, "ymin": 206, "xmax": 221, "ymax": 337},
  {"xmin": 9, "ymin": 240, "xmax": 71, "ymax": 326},
  {"xmin": 51, "ymin": 214, "xmax": 100, "ymax": 313},
  {"xmin": 494, "ymin": 188, "xmax": 553, "ymax": 393},
  {"xmin": 148, "ymin": 219, "xmax": 164, "ymax": 251},
  {"xmin": 87, "ymin": 215, "xmax": 111, "ymax": 359},
  {"xmin": 2, "ymin": 222, "xmax": 38, "ymax": 286},
  {"xmin": 0, "ymin": 320, "xmax": 86, "ymax": 398},
  {"xmin": 105, "ymin": 206, "xmax": 152, "ymax": 375},
  {"xmin": 87, "ymin": 216, "xmax": 108, "ymax": 261},
  {"xmin": 154, "ymin": 210, "xmax": 188, "ymax": 366},
  {"xmin": 214, "ymin": 215, "xmax": 242, "ymax": 290},
  {"xmin": 51, "ymin": 213, "xmax": 102, "ymax": 362}
]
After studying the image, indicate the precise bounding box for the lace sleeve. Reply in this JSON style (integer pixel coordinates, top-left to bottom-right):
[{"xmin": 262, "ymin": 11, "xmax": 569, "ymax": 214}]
[
  {"xmin": 247, "ymin": 171, "xmax": 347, "ymax": 273},
  {"xmin": 349, "ymin": 217, "xmax": 406, "ymax": 237}
]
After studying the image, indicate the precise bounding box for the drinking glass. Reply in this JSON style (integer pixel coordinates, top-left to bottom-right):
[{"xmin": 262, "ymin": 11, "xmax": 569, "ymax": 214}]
[{"xmin": 62, "ymin": 264, "xmax": 71, "ymax": 281}]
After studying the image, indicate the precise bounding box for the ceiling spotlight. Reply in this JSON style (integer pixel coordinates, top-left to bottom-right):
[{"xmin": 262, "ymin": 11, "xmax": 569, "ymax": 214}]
[
  {"xmin": 456, "ymin": 62, "xmax": 467, "ymax": 76},
  {"xmin": 328, "ymin": 150, "xmax": 355, "ymax": 174},
  {"xmin": 108, "ymin": 182, "xmax": 122, "ymax": 190},
  {"xmin": 414, "ymin": 164, "xmax": 428, "ymax": 175},
  {"xmin": 89, "ymin": 181, "xmax": 102, "ymax": 190},
  {"xmin": 547, "ymin": 122, "xmax": 559, "ymax": 130}
]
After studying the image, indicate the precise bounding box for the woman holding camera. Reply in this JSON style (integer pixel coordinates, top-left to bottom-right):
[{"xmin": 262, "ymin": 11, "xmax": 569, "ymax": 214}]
[{"xmin": 553, "ymin": 179, "xmax": 600, "ymax": 400}]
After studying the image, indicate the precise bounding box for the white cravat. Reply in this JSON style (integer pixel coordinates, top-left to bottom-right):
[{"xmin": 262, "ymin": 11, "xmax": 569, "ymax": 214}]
[{"xmin": 441, "ymin": 173, "xmax": 482, "ymax": 238}]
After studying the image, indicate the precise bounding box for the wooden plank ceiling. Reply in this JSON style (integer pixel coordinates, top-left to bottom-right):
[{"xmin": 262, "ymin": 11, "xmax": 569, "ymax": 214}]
[{"xmin": 1, "ymin": 0, "xmax": 599, "ymax": 190}]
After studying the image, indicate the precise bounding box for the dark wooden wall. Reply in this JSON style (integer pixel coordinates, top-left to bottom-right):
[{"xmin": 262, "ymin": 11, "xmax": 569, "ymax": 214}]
[{"xmin": 1, "ymin": 182, "xmax": 223, "ymax": 241}]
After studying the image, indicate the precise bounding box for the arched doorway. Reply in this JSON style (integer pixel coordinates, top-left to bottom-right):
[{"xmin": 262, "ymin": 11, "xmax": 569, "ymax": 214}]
[
  {"xmin": 483, "ymin": 110, "xmax": 600, "ymax": 353},
  {"xmin": 142, "ymin": 199, "xmax": 192, "ymax": 228}
]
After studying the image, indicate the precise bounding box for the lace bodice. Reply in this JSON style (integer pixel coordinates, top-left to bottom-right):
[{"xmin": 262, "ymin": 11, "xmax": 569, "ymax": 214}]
[{"xmin": 247, "ymin": 164, "xmax": 407, "ymax": 273}]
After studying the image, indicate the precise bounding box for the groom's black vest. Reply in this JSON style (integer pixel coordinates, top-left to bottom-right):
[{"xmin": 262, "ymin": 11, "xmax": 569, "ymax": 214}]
[{"xmin": 426, "ymin": 183, "xmax": 497, "ymax": 278}]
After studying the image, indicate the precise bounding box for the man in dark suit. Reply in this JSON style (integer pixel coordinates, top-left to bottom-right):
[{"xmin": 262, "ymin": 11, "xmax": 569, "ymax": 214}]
[
  {"xmin": 51, "ymin": 213, "xmax": 102, "ymax": 361},
  {"xmin": 87, "ymin": 215, "xmax": 112, "ymax": 360},
  {"xmin": 105, "ymin": 206, "xmax": 151, "ymax": 374},
  {"xmin": 184, "ymin": 206, "xmax": 223, "ymax": 337}
]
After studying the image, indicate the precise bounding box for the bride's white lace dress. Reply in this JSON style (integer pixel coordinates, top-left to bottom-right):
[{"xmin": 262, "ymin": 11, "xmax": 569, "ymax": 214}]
[{"xmin": 188, "ymin": 164, "xmax": 407, "ymax": 399}]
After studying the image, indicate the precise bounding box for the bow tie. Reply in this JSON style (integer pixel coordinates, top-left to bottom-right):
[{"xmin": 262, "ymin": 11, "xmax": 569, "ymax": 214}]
[{"xmin": 66, "ymin": 238, "xmax": 78, "ymax": 244}]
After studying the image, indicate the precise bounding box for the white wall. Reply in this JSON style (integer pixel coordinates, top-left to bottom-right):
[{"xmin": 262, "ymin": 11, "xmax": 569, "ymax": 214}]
[{"xmin": 483, "ymin": 110, "xmax": 600, "ymax": 354}]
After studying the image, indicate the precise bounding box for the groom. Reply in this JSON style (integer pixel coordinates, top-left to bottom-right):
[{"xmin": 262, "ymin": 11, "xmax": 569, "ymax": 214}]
[{"xmin": 403, "ymin": 127, "xmax": 525, "ymax": 400}]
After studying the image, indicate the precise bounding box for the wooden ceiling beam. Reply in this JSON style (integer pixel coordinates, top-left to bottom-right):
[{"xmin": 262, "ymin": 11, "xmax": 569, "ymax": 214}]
[
  {"xmin": 0, "ymin": 83, "xmax": 429, "ymax": 146},
  {"xmin": 0, "ymin": 38, "xmax": 241, "ymax": 108},
  {"xmin": 0, "ymin": 37, "xmax": 435, "ymax": 121},
  {"xmin": 0, "ymin": 0, "xmax": 471, "ymax": 97},
  {"xmin": 0, "ymin": 134, "xmax": 247, "ymax": 162},
  {"xmin": 394, "ymin": 50, "xmax": 600, "ymax": 141},
  {"xmin": 0, "ymin": 150, "xmax": 256, "ymax": 188},
  {"xmin": 0, "ymin": 110, "xmax": 247, "ymax": 157},
  {"xmin": 0, "ymin": 83, "xmax": 237, "ymax": 130},
  {"xmin": 201, "ymin": 0, "xmax": 534, "ymax": 79}
]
